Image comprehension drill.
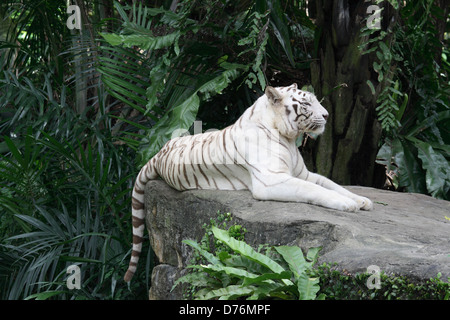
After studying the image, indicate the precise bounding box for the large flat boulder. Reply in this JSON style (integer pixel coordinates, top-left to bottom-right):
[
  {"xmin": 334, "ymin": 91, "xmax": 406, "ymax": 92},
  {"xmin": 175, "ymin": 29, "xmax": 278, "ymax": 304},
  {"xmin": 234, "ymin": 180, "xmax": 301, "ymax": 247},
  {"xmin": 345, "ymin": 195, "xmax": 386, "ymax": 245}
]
[{"xmin": 144, "ymin": 180, "xmax": 450, "ymax": 299}]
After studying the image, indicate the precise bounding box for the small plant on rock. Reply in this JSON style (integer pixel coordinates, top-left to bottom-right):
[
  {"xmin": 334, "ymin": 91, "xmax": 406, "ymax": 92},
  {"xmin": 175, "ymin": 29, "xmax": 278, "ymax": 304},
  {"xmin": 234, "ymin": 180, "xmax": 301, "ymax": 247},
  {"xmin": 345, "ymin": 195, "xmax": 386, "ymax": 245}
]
[{"xmin": 173, "ymin": 226, "xmax": 324, "ymax": 300}]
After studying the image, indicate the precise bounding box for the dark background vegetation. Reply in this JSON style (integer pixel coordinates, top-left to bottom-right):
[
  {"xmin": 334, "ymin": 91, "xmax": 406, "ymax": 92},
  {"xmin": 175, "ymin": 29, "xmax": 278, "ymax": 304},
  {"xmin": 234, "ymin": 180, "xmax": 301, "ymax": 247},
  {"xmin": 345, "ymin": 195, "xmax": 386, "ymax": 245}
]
[{"xmin": 0, "ymin": 0, "xmax": 448, "ymax": 299}]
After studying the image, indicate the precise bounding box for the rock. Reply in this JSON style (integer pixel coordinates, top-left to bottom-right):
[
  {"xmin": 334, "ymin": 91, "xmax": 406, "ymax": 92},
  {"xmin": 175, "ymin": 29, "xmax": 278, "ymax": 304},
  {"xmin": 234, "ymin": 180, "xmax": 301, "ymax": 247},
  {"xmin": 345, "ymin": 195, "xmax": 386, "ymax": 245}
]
[
  {"xmin": 148, "ymin": 264, "xmax": 185, "ymax": 300},
  {"xmin": 144, "ymin": 180, "xmax": 450, "ymax": 300}
]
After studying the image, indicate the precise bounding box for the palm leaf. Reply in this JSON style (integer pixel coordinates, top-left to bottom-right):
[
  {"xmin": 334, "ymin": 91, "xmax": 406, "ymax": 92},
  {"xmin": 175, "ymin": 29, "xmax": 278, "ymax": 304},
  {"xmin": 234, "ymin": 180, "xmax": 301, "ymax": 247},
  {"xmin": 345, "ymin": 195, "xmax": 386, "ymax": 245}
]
[{"xmin": 97, "ymin": 45, "xmax": 156, "ymax": 118}]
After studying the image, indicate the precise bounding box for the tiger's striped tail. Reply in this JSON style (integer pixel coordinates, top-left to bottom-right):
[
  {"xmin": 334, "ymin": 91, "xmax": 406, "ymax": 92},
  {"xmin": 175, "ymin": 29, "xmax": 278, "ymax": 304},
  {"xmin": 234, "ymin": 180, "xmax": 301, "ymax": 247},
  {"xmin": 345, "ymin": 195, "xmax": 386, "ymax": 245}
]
[{"xmin": 124, "ymin": 158, "xmax": 158, "ymax": 282}]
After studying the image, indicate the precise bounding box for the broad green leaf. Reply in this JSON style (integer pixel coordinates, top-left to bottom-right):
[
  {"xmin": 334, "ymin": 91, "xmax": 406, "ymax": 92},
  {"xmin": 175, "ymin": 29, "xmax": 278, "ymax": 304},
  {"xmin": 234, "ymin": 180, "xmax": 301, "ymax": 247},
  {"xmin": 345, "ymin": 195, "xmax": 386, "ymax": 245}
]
[
  {"xmin": 242, "ymin": 271, "xmax": 292, "ymax": 286},
  {"xmin": 182, "ymin": 239, "xmax": 221, "ymax": 265},
  {"xmin": 316, "ymin": 293, "xmax": 326, "ymax": 300},
  {"xmin": 201, "ymin": 264, "xmax": 259, "ymax": 280},
  {"xmin": 392, "ymin": 138, "xmax": 427, "ymax": 194},
  {"xmin": 306, "ymin": 247, "xmax": 322, "ymax": 265},
  {"xmin": 407, "ymin": 110, "xmax": 450, "ymax": 138},
  {"xmin": 211, "ymin": 227, "xmax": 292, "ymax": 286},
  {"xmin": 416, "ymin": 142, "xmax": 450, "ymax": 199},
  {"xmin": 196, "ymin": 285, "xmax": 254, "ymax": 300},
  {"xmin": 247, "ymin": 281, "xmax": 287, "ymax": 300},
  {"xmin": 212, "ymin": 227, "xmax": 281, "ymax": 272},
  {"xmin": 223, "ymin": 255, "xmax": 272, "ymax": 275},
  {"xmin": 405, "ymin": 136, "xmax": 450, "ymax": 157},
  {"xmin": 139, "ymin": 93, "xmax": 200, "ymax": 165},
  {"xmin": 297, "ymin": 273, "xmax": 320, "ymax": 300},
  {"xmin": 274, "ymin": 246, "xmax": 306, "ymax": 279}
]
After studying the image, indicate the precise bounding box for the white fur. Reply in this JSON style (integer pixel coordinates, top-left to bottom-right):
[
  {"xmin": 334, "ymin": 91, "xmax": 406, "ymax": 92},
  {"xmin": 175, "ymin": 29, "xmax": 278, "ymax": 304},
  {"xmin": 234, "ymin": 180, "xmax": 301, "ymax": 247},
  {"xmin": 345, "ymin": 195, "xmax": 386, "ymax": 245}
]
[{"xmin": 150, "ymin": 83, "xmax": 373, "ymax": 212}]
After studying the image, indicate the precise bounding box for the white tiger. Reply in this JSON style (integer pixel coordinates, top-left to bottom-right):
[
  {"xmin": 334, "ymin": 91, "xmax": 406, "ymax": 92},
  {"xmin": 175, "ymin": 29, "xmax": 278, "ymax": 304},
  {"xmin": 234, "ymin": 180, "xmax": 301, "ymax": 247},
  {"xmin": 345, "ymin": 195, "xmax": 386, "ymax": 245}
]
[{"xmin": 124, "ymin": 83, "xmax": 373, "ymax": 282}]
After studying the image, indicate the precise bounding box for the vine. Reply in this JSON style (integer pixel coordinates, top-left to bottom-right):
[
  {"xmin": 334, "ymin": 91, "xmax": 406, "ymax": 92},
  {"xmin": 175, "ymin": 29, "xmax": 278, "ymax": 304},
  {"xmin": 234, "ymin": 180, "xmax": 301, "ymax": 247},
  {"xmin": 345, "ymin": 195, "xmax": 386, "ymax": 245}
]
[
  {"xmin": 237, "ymin": 10, "xmax": 270, "ymax": 89},
  {"xmin": 360, "ymin": 0, "xmax": 449, "ymax": 200},
  {"xmin": 360, "ymin": 1, "xmax": 407, "ymax": 134}
]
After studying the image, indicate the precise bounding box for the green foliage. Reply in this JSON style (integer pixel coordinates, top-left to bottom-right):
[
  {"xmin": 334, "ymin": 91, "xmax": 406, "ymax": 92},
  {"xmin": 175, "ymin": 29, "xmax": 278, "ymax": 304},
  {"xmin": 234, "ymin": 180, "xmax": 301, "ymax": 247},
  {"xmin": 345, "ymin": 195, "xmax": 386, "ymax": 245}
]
[
  {"xmin": 173, "ymin": 225, "xmax": 324, "ymax": 300},
  {"xmin": 0, "ymin": 0, "xmax": 316, "ymax": 300},
  {"xmin": 238, "ymin": 10, "xmax": 270, "ymax": 89},
  {"xmin": 99, "ymin": 0, "xmax": 315, "ymax": 167},
  {"xmin": 174, "ymin": 215, "xmax": 449, "ymax": 301},
  {"xmin": 361, "ymin": 1, "xmax": 450, "ymax": 199},
  {"xmin": 317, "ymin": 264, "xmax": 450, "ymax": 300},
  {"xmin": 363, "ymin": 29, "xmax": 407, "ymax": 133},
  {"xmin": 0, "ymin": 72, "xmax": 151, "ymax": 299},
  {"xmin": 99, "ymin": 1, "xmax": 249, "ymax": 165},
  {"xmin": 0, "ymin": 0, "xmax": 71, "ymax": 83},
  {"xmin": 1, "ymin": 0, "xmax": 448, "ymax": 301},
  {"xmin": 377, "ymin": 115, "xmax": 450, "ymax": 199},
  {"xmin": 196, "ymin": 212, "xmax": 247, "ymax": 259}
]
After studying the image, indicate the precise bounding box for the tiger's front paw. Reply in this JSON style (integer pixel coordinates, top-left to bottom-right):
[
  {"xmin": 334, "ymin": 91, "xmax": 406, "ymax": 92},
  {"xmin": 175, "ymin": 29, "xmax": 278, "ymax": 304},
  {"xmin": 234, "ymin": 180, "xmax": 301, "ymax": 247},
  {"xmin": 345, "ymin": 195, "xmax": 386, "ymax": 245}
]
[
  {"xmin": 326, "ymin": 195, "xmax": 358, "ymax": 212},
  {"xmin": 353, "ymin": 196, "xmax": 373, "ymax": 211}
]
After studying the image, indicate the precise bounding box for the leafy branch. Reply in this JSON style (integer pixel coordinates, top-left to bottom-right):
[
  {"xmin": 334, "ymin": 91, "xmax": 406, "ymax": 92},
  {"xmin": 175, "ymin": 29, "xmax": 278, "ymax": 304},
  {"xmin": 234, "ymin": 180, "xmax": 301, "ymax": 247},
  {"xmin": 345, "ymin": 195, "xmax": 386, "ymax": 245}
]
[{"xmin": 363, "ymin": 1, "xmax": 450, "ymax": 200}]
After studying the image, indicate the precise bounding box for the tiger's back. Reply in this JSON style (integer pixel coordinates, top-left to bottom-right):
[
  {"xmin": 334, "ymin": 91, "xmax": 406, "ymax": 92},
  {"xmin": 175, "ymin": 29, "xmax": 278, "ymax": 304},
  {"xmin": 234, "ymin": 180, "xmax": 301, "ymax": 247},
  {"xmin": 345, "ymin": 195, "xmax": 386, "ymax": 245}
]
[{"xmin": 153, "ymin": 127, "xmax": 252, "ymax": 192}]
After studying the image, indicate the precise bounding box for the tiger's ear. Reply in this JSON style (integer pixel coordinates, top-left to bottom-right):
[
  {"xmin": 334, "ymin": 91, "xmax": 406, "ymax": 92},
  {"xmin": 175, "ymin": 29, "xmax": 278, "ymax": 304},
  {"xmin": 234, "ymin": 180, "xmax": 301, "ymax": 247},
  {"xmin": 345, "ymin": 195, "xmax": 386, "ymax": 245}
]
[
  {"xmin": 265, "ymin": 86, "xmax": 283, "ymax": 105},
  {"xmin": 290, "ymin": 83, "xmax": 298, "ymax": 89}
]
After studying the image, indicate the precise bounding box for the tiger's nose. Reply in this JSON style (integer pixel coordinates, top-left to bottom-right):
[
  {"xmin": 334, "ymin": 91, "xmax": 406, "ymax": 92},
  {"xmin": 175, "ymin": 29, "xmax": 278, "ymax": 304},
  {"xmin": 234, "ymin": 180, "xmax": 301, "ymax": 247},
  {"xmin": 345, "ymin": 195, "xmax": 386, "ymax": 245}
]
[{"xmin": 322, "ymin": 113, "xmax": 329, "ymax": 121}]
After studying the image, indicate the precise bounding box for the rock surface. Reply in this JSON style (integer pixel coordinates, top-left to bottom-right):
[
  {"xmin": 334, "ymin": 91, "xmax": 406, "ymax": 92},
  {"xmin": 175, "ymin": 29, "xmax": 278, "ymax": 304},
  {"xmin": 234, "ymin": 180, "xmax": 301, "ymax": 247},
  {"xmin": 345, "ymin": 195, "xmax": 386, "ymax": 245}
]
[{"xmin": 144, "ymin": 180, "xmax": 450, "ymax": 300}]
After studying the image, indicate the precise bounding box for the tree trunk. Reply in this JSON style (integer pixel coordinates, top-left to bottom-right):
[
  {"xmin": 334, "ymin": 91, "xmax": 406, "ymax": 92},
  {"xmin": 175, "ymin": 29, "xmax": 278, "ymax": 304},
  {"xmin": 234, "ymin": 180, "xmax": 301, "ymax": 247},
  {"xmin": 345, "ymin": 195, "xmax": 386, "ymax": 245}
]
[
  {"xmin": 433, "ymin": 0, "xmax": 449, "ymax": 66},
  {"xmin": 306, "ymin": 0, "xmax": 396, "ymax": 187}
]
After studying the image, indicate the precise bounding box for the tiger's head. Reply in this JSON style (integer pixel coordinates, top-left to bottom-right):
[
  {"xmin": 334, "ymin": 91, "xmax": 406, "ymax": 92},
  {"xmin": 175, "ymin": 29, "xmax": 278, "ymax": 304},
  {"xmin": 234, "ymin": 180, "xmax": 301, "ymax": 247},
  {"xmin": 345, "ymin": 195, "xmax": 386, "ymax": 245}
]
[{"xmin": 265, "ymin": 83, "xmax": 329, "ymax": 139}]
